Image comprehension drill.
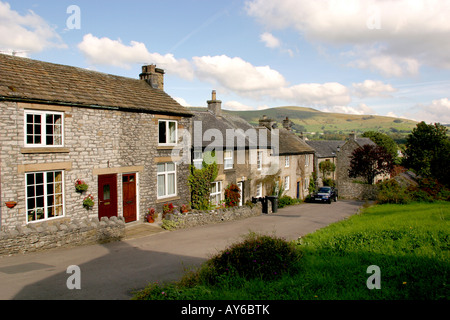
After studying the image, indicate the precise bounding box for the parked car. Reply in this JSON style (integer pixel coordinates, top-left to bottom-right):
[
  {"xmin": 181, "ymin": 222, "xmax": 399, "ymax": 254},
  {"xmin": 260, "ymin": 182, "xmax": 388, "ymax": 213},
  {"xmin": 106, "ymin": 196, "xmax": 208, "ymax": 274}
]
[{"xmin": 312, "ymin": 186, "xmax": 338, "ymax": 204}]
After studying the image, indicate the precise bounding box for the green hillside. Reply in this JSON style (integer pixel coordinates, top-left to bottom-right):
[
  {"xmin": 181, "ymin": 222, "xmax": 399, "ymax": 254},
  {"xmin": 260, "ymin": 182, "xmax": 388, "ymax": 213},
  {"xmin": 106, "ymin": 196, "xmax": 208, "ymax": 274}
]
[{"xmin": 224, "ymin": 106, "xmax": 418, "ymax": 140}]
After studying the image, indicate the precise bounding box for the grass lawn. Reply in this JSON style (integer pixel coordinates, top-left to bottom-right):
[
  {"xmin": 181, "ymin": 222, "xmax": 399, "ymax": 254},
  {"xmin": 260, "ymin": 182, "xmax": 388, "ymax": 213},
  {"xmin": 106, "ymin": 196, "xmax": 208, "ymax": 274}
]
[{"xmin": 133, "ymin": 202, "xmax": 449, "ymax": 300}]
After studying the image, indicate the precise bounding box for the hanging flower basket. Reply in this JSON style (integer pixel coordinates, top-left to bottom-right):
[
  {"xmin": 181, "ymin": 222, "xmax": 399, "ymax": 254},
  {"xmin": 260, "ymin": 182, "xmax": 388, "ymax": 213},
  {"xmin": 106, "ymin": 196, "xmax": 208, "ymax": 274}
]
[
  {"xmin": 83, "ymin": 194, "xmax": 95, "ymax": 209},
  {"xmin": 75, "ymin": 179, "xmax": 89, "ymax": 192},
  {"xmin": 5, "ymin": 201, "xmax": 17, "ymax": 209}
]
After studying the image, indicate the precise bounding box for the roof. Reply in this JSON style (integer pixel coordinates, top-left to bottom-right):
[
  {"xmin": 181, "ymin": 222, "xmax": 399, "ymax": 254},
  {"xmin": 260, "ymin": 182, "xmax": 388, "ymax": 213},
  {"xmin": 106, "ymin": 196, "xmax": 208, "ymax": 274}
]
[
  {"xmin": 0, "ymin": 54, "xmax": 192, "ymax": 116},
  {"xmin": 277, "ymin": 128, "xmax": 315, "ymax": 155},
  {"xmin": 355, "ymin": 137, "xmax": 377, "ymax": 147},
  {"xmin": 306, "ymin": 140, "xmax": 344, "ymax": 158},
  {"xmin": 191, "ymin": 108, "xmax": 272, "ymax": 149}
]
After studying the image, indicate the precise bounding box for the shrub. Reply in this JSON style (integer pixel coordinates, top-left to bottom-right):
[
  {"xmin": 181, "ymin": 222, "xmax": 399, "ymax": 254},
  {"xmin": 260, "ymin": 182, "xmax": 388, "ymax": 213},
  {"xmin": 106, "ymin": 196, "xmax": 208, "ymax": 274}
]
[
  {"xmin": 224, "ymin": 183, "xmax": 241, "ymax": 208},
  {"xmin": 278, "ymin": 195, "xmax": 297, "ymax": 208},
  {"xmin": 408, "ymin": 178, "xmax": 450, "ymax": 202},
  {"xmin": 199, "ymin": 232, "xmax": 301, "ymax": 284},
  {"xmin": 377, "ymin": 180, "xmax": 411, "ymax": 204}
]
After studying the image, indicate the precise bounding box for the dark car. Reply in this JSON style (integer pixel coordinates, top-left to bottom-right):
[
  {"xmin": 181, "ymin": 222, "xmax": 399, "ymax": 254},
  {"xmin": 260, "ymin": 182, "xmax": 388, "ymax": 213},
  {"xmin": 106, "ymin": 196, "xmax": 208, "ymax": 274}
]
[{"xmin": 312, "ymin": 186, "xmax": 338, "ymax": 204}]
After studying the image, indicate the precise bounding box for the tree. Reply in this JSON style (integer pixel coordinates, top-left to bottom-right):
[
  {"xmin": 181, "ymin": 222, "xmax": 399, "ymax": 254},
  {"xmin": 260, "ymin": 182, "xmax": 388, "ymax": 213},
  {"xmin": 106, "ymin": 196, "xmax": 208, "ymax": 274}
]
[
  {"xmin": 362, "ymin": 131, "xmax": 399, "ymax": 163},
  {"xmin": 349, "ymin": 144, "xmax": 393, "ymax": 185},
  {"xmin": 403, "ymin": 122, "xmax": 450, "ymax": 187},
  {"xmin": 319, "ymin": 160, "xmax": 336, "ymax": 179}
]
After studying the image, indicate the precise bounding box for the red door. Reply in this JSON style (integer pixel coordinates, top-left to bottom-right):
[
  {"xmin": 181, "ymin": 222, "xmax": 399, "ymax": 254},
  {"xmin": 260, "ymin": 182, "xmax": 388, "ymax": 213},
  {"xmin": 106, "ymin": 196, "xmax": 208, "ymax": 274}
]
[
  {"xmin": 122, "ymin": 173, "xmax": 137, "ymax": 223},
  {"xmin": 98, "ymin": 174, "xmax": 118, "ymax": 220}
]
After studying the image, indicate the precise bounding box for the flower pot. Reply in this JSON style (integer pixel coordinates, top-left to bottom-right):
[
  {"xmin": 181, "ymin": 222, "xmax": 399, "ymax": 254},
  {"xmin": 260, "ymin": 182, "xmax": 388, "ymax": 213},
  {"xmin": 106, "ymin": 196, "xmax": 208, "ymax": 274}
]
[
  {"xmin": 5, "ymin": 201, "xmax": 17, "ymax": 209},
  {"xmin": 147, "ymin": 217, "xmax": 154, "ymax": 223}
]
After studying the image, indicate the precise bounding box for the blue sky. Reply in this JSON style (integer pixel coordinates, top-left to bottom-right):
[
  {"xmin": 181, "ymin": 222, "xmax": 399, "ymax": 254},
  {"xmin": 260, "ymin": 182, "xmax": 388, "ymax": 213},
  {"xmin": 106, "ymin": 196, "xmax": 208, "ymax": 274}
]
[{"xmin": 1, "ymin": 0, "xmax": 450, "ymax": 124}]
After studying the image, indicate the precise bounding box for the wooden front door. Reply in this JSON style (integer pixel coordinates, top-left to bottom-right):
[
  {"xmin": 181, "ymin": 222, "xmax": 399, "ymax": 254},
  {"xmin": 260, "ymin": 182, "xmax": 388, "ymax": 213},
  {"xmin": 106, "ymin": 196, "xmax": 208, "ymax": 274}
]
[
  {"xmin": 122, "ymin": 173, "xmax": 137, "ymax": 223},
  {"xmin": 98, "ymin": 174, "xmax": 118, "ymax": 220}
]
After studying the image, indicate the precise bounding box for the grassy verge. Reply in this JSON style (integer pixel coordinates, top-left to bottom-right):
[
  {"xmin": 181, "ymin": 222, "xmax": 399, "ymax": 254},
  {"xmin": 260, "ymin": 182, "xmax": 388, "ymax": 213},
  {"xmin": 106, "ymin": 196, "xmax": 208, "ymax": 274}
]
[{"xmin": 133, "ymin": 202, "xmax": 449, "ymax": 300}]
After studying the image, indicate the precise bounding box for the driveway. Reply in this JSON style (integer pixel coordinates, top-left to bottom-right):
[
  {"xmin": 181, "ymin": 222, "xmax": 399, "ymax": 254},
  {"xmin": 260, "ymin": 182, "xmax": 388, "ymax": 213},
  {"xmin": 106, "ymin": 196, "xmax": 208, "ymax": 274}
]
[{"xmin": 0, "ymin": 200, "xmax": 363, "ymax": 300}]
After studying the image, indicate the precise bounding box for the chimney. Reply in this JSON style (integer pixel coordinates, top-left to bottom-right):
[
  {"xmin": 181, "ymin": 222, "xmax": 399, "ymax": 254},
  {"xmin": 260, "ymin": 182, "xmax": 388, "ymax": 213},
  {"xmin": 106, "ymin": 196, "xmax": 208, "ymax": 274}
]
[
  {"xmin": 259, "ymin": 115, "xmax": 276, "ymax": 130},
  {"xmin": 282, "ymin": 117, "xmax": 292, "ymax": 130},
  {"xmin": 349, "ymin": 132, "xmax": 356, "ymax": 141},
  {"xmin": 140, "ymin": 65, "xmax": 165, "ymax": 90},
  {"xmin": 207, "ymin": 90, "xmax": 222, "ymax": 117}
]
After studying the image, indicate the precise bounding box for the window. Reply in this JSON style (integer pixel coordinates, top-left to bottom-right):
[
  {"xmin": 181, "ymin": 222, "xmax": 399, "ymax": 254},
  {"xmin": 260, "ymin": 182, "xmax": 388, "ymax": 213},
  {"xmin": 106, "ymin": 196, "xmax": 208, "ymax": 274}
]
[
  {"xmin": 224, "ymin": 150, "xmax": 233, "ymax": 169},
  {"xmin": 285, "ymin": 156, "xmax": 290, "ymax": 167},
  {"xmin": 25, "ymin": 110, "xmax": 63, "ymax": 147},
  {"xmin": 210, "ymin": 181, "xmax": 222, "ymax": 206},
  {"xmin": 158, "ymin": 120, "xmax": 177, "ymax": 145},
  {"xmin": 284, "ymin": 176, "xmax": 290, "ymax": 191},
  {"xmin": 257, "ymin": 151, "xmax": 263, "ymax": 170},
  {"xmin": 26, "ymin": 170, "xmax": 64, "ymax": 223},
  {"xmin": 157, "ymin": 163, "xmax": 177, "ymax": 198},
  {"xmin": 193, "ymin": 151, "xmax": 203, "ymax": 170},
  {"xmin": 256, "ymin": 182, "xmax": 262, "ymax": 198}
]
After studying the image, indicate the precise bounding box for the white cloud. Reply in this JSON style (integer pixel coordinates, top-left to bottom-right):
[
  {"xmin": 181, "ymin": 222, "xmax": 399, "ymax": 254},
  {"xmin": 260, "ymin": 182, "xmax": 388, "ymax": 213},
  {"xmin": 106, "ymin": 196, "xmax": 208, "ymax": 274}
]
[
  {"xmin": 78, "ymin": 34, "xmax": 194, "ymax": 79},
  {"xmin": 0, "ymin": 1, "xmax": 66, "ymax": 54},
  {"xmin": 224, "ymin": 101, "xmax": 269, "ymax": 111},
  {"xmin": 77, "ymin": 35, "xmax": 351, "ymax": 108},
  {"xmin": 352, "ymin": 80, "xmax": 397, "ymax": 98},
  {"xmin": 245, "ymin": 0, "xmax": 450, "ymax": 75},
  {"xmin": 260, "ymin": 32, "xmax": 281, "ymax": 48},
  {"xmin": 192, "ymin": 55, "xmax": 288, "ymax": 93},
  {"xmin": 413, "ymin": 98, "xmax": 450, "ymax": 124},
  {"xmin": 322, "ymin": 103, "xmax": 375, "ymax": 115},
  {"xmin": 173, "ymin": 97, "xmax": 191, "ymax": 107},
  {"xmin": 277, "ymin": 82, "xmax": 351, "ymax": 107}
]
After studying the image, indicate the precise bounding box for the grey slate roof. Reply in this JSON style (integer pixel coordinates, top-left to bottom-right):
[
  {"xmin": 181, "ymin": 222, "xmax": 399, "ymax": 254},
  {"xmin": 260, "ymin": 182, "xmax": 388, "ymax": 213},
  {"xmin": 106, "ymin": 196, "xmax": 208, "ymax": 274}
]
[
  {"xmin": 0, "ymin": 54, "xmax": 192, "ymax": 116},
  {"xmin": 277, "ymin": 128, "xmax": 315, "ymax": 155},
  {"xmin": 191, "ymin": 108, "xmax": 272, "ymax": 149},
  {"xmin": 306, "ymin": 140, "xmax": 344, "ymax": 158}
]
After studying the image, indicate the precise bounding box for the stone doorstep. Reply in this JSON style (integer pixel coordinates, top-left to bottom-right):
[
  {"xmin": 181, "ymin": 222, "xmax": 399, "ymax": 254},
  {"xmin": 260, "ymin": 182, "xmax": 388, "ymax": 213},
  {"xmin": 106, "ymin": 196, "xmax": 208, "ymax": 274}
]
[{"xmin": 123, "ymin": 221, "xmax": 165, "ymax": 240}]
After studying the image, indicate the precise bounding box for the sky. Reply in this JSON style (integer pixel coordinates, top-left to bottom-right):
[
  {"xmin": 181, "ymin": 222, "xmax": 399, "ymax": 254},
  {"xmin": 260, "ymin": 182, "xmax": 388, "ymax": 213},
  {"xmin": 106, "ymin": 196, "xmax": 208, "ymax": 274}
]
[{"xmin": 1, "ymin": 0, "xmax": 450, "ymax": 124}]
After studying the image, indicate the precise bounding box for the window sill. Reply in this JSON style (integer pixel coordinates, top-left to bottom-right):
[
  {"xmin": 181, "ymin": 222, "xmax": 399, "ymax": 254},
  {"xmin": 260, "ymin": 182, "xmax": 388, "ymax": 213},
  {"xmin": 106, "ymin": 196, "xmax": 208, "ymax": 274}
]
[
  {"xmin": 21, "ymin": 147, "xmax": 70, "ymax": 154},
  {"xmin": 156, "ymin": 196, "xmax": 180, "ymax": 204}
]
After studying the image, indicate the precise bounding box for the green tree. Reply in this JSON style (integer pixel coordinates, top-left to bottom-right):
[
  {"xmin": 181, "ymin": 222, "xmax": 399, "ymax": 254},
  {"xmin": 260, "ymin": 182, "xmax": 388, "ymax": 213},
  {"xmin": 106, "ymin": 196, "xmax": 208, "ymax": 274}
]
[
  {"xmin": 349, "ymin": 144, "xmax": 393, "ymax": 185},
  {"xmin": 362, "ymin": 131, "xmax": 399, "ymax": 163},
  {"xmin": 319, "ymin": 160, "xmax": 336, "ymax": 179},
  {"xmin": 403, "ymin": 122, "xmax": 450, "ymax": 187}
]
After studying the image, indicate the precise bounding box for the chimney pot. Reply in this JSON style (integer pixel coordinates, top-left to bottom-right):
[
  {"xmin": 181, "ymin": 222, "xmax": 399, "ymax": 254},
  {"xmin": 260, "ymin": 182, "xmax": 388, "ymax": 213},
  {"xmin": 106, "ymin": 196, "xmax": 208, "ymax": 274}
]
[{"xmin": 207, "ymin": 90, "xmax": 222, "ymax": 117}]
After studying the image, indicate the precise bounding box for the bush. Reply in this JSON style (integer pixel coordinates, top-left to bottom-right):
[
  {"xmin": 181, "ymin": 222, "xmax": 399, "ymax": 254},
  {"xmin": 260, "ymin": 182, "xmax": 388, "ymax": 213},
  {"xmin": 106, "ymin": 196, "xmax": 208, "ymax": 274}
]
[
  {"xmin": 408, "ymin": 178, "xmax": 450, "ymax": 202},
  {"xmin": 224, "ymin": 183, "xmax": 241, "ymax": 208},
  {"xmin": 377, "ymin": 180, "xmax": 411, "ymax": 204},
  {"xmin": 199, "ymin": 232, "xmax": 301, "ymax": 284},
  {"xmin": 278, "ymin": 195, "xmax": 298, "ymax": 208}
]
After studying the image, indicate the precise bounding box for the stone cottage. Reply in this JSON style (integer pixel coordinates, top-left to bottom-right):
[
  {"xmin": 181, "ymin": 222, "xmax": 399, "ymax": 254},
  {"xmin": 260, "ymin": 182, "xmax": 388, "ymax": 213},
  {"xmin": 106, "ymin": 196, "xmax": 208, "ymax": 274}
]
[
  {"xmin": 258, "ymin": 116, "xmax": 315, "ymax": 200},
  {"xmin": 190, "ymin": 91, "xmax": 275, "ymax": 206},
  {"xmin": 0, "ymin": 54, "xmax": 193, "ymax": 232},
  {"xmin": 336, "ymin": 132, "xmax": 387, "ymax": 199},
  {"xmin": 306, "ymin": 139, "xmax": 344, "ymax": 184}
]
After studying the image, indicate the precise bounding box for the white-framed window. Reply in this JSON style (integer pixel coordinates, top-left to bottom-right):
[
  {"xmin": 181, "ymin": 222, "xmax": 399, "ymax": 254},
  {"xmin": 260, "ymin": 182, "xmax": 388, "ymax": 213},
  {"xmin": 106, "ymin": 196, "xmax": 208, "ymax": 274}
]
[
  {"xmin": 256, "ymin": 182, "xmax": 262, "ymax": 198},
  {"xmin": 26, "ymin": 170, "xmax": 64, "ymax": 223},
  {"xmin": 158, "ymin": 120, "xmax": 177, "ymax": 145},
  {"xmin": 24, "ymin": 110, "xmax": 64, "ymax": 147},
  {"xmin": 210, "ymin": 181, "xmax": 222, "ymax": 206},
  {"xmin": 224, "ymin": 150, "xmax": 233, "ymax": 169},
  {"xmin": 284, "ymin": 176, "xmax": 290, "ymax": 191},
  {"xmin": 257, "ymin": 151, "xmax": 263, "ymax": 170},
  {"xmin": 285, "ymin": 156, "xmax": 290, "ymax": 167},
  {"xmin": 305, "ymin": 154, "xmax": 312, "ymax": 167},
  {"xmin": 157, "ymin": 163, "xmax": 177, "ymax": 198},
  {"xmin": 193, "ymin": 151, "xmax": 203, "ymax": 170}
]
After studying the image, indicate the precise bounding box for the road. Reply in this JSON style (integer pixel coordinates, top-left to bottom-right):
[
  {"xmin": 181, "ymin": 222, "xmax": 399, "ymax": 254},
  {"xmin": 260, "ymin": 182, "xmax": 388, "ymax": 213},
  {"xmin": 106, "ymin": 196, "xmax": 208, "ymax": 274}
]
[{"xmin": 0, "ymin": 200, "xmax": 363, "ymax": 300}]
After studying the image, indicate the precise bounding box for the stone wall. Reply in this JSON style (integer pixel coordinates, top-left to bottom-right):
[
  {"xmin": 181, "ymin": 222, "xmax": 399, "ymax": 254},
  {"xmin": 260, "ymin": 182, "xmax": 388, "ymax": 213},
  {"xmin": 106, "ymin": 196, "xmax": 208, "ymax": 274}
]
[
  {"xmin": 0, "ymin": 216, "xmax": 125, "ymax": 256},
  {"xmin": 164, "ymin": 203, "xmax": 262, "ymax": 230},
  {"xmin": 337, "ymin": 181, "xmax": 377, "ymax": 200}
]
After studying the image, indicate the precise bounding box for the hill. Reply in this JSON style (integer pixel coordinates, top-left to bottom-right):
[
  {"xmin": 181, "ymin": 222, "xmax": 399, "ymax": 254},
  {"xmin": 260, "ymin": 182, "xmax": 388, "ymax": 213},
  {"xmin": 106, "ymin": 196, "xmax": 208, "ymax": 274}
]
[{"xmin": 222, "ymin": 106, "xmax": 418, "ymax": 140}]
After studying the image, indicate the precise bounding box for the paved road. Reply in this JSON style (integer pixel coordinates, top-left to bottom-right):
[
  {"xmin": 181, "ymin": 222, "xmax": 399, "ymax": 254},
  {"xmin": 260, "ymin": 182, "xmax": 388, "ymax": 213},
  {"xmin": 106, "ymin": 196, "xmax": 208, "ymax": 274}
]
[{"xmin": 0, "ymin": 200, "xmax": 363, "ymax": 300}]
